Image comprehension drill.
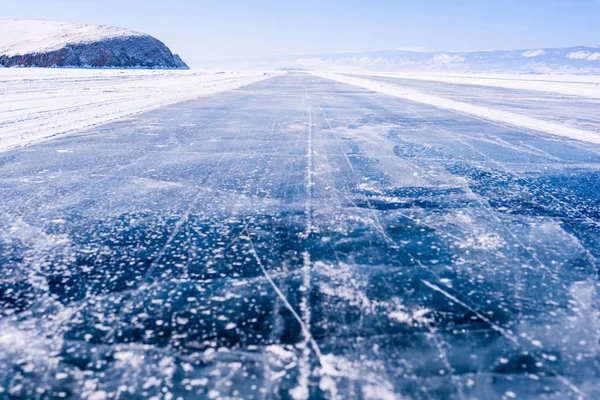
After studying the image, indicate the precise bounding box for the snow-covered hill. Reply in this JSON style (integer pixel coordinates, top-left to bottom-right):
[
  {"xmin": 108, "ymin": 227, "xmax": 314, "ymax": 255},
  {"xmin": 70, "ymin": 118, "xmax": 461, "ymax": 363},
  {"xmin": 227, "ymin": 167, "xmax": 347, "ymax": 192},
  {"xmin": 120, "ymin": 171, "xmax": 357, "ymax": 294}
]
[
  {"xmin": 229, "ymin": 46, "xmax": 600, "ymax": 74},
  {"xmin": 0, "ymin": 19, "xmax": 189, "ymax": 69}
]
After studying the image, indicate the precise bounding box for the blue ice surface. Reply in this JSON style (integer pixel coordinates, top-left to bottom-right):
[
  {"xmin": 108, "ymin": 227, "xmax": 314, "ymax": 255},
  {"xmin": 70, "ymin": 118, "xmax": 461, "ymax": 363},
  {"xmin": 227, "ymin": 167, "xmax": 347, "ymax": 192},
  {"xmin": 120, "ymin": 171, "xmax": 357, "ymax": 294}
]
[{"xmin": 0, "ymin": 73, "xmax": 599, "ymax": 399}]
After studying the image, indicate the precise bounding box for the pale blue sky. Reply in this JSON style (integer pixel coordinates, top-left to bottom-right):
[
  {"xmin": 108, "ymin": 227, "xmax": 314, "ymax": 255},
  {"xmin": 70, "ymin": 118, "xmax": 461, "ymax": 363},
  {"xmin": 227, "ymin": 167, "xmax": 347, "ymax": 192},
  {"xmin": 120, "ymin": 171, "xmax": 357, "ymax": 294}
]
[{"xmin": 1, "ymin": 0, "xmax": 599, "ymax": 67}]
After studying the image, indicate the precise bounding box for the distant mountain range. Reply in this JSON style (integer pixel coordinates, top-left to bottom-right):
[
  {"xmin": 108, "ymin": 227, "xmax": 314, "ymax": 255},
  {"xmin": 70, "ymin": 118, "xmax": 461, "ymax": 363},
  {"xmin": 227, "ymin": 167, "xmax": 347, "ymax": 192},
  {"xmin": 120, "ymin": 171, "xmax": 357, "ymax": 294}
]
[
  {"xmin": 228, "ymin": 46, "xmax": 600, "ymax": 74},
  {"xmin": 0, "ymin": 19, "xmax": 188, "ymax": 69}
]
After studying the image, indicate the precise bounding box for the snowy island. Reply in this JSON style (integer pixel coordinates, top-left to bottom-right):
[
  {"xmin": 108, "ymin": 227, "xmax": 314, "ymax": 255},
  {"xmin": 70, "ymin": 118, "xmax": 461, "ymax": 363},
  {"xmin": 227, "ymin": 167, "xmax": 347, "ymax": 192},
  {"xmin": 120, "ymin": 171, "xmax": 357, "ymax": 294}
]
[{"xmin": 0, "ymin": 19, "xmax": 189, "ymax": 69}]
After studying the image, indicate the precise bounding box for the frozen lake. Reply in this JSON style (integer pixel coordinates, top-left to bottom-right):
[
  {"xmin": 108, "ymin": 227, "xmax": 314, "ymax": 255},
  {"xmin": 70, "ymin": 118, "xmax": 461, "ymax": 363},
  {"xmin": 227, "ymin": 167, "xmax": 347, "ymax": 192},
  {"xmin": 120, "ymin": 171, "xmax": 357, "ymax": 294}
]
[{"xmin": 1, "ymin": 73, "xmax": 599, "ymax": 399}]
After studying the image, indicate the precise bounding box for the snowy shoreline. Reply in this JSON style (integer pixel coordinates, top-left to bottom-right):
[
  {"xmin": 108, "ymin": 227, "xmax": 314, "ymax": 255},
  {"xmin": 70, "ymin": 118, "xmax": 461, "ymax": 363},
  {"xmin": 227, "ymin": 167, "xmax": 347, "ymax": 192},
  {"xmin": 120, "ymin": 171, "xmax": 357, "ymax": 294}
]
[
  {"xmin": 313, "ymin": 71, "xmax": 600, "ymax": 144},
  {"xmin": 339, "ymin": 71, "xmax": 600, "ymax": 98},
  {"xmin": 0, "ymin": 69, "xmax": 278, "ymax": 152}
]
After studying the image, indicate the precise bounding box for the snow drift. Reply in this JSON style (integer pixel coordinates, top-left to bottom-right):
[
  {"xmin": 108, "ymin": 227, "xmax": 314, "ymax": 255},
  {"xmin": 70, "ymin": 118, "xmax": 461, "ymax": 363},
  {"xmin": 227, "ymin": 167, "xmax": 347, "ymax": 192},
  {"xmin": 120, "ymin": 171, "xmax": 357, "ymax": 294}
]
[
  {"xmin": 0, "ymin": 19, "xmax": 189, "ymax": 69},
  {"xmin": 0, "ymin": 69, "xmax": 279, "ymax": 151}
]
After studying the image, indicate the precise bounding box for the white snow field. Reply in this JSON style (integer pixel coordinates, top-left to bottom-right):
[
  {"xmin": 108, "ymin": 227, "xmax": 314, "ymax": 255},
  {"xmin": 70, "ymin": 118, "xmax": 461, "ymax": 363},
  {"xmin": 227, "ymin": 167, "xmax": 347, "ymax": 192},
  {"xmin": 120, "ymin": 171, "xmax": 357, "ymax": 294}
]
[
  {"xmin": 0, "ymin": 69, "xmax": 278, "ymax": 151},
  {"xmin": 313, "ymin": 71, "xmax": 600, "ymax": 144}
]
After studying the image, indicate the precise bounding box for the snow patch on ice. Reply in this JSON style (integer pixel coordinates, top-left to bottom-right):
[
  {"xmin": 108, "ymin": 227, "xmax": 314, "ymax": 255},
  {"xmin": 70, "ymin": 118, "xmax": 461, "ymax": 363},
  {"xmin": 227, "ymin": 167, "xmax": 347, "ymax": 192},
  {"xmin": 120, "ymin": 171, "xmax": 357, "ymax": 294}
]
[
  {"xmin": 131, "ymin": 178, "xmax": 183, "ymax": 191},
  {"xmin": 318, "ymin": 354, "xmax": 397, "ymax": 400},
  {"xmin": 389, "ymin": 307, "xmax": 432, "ymax": 325},
  {"xmin": 462, "ymin": 232, "xmax": 505, "ymax": 251}
]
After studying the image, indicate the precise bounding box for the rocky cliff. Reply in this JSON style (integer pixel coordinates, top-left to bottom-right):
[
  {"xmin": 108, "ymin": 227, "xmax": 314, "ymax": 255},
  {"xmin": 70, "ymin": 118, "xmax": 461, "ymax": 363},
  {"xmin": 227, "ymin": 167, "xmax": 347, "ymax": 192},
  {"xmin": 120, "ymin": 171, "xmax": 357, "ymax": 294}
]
[{"xmin": 0, "ymin": 19, "xmax": 189, "ymax": 69}]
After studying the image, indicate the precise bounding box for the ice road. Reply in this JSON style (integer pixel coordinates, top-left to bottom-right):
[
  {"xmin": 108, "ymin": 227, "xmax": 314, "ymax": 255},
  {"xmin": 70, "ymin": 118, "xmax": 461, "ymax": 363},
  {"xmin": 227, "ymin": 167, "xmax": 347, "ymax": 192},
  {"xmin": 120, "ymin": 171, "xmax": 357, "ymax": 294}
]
[{"xmin": 1, "ymin": 72, "xmax": 600, "ymax": 399}]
